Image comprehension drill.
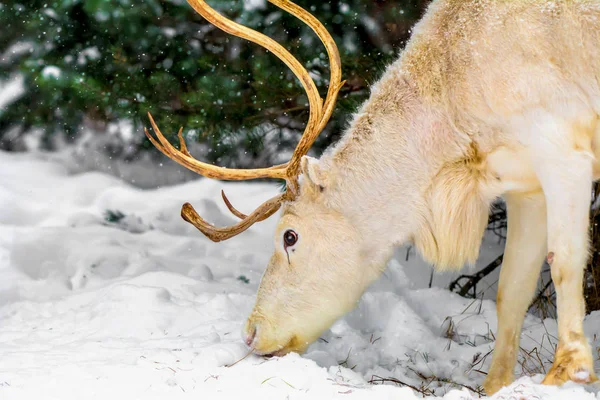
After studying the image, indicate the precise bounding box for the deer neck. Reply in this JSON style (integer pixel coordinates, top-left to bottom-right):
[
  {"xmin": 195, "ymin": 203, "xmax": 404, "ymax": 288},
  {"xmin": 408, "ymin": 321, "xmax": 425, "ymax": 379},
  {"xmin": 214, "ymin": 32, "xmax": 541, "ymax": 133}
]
[{"xmin": 322, "ymin": 70, "xmax": 490, "ymax": 270}]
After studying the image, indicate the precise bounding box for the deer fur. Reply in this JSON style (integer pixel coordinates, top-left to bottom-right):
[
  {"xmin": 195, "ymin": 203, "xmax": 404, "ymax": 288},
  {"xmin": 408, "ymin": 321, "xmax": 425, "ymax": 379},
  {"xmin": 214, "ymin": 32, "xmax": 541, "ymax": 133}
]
[{"xmin": 244, "ymin": 0, "xmax": 600, "ymax": 394}]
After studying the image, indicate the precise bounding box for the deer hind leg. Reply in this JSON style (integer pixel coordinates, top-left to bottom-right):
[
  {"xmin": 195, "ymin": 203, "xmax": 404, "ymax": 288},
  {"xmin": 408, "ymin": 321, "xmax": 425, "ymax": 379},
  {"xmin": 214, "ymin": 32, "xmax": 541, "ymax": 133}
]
[
  {"xmin": 531, "ymin": 122, "xmax": 598, "ymax": 386},
  {"xmin": 483, "ymin": 191, "xmax": 547, "ymax": 395}
]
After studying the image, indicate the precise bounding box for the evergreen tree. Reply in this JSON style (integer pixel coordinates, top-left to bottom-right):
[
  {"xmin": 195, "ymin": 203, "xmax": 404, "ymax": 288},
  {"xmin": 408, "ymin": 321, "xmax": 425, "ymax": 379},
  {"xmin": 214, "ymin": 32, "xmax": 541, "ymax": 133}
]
[{"xmin": 0, "ymin": 0, "xmax": 427, "ymax": 164}]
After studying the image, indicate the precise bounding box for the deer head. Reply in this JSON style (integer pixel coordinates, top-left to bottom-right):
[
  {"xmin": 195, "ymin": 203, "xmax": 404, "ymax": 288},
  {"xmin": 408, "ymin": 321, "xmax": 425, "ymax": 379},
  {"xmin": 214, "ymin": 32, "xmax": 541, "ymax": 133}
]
[{"xmin": 145, "ymin": 0, "xmax": 378, "ymax": 356}]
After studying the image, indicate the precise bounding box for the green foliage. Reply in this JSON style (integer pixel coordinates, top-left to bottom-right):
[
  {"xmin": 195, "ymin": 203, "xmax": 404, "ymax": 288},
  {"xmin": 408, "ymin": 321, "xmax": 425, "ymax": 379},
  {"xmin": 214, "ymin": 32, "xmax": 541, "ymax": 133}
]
[
  {"xmin": 0, "ymin": 0, "xmax": 427, "ymax": 163},
  {"xmin": 104, "ymin": 209, "xmax": 126, "ymax": 223}
]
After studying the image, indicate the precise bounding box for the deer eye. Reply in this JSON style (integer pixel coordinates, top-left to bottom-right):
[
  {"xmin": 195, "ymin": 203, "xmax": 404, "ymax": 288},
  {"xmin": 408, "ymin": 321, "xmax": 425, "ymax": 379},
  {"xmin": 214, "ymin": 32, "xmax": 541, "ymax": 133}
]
[{"xmin": 283, "ymin": 229, "xmax": 298, "ymax": 248}]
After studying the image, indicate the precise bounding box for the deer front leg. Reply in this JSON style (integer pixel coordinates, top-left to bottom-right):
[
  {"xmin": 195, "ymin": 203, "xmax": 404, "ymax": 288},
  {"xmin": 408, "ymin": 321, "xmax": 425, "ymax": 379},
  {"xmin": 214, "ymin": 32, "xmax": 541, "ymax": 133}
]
[
  {"xmin": 484, "ymin": 191, "xmax": 547, "ymax": 395},
  {"xmin": 533, "ymin": 134, "xmax": 597, "ymax": 386}
]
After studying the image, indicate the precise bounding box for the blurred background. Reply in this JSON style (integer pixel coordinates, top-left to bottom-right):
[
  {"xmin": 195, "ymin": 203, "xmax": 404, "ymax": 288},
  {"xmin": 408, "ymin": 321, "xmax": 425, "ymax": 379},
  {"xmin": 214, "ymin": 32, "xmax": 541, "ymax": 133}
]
[
  {"xmin": 0, "ymin": 0, "xmax": 428, "ymax": 170},
  {"xmin": 2, "ymin": 0, "xmax": 600, "ymax": 316}
]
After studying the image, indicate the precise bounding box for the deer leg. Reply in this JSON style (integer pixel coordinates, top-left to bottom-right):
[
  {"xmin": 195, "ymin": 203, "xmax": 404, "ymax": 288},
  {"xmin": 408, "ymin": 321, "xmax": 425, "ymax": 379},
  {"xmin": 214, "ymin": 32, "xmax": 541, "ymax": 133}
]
[
  {"xmin": 484, "ymin": 191, "xmax": 547, "ymax": 395},
  {"xmin": 531, "ymin": 130, "xmax": 597, "ymax": 386}
]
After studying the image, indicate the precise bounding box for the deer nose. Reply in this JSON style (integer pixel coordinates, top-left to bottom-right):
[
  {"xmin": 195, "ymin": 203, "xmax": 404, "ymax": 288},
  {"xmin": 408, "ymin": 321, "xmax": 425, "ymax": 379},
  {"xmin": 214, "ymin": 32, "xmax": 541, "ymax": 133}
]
[{"xmin": 244, "ymin": 324, "xmax": 257, "ymax": 347}]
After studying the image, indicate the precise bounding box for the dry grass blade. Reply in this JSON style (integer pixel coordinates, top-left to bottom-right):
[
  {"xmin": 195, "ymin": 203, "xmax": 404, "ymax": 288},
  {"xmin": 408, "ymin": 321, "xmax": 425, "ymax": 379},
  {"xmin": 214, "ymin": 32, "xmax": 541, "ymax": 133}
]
[
  {"xmin": 226, "ymin": 348, "xmax": 255, "ymax": 368},
  {"xmin": 368, "ymin": 375, "xmax": 433, "ymax": 396}
]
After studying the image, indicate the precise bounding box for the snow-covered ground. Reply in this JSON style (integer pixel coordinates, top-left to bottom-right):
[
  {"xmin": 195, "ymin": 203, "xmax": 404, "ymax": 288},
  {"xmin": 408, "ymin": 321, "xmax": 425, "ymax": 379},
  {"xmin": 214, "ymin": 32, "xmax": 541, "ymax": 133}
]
[{"xmin": 1, "ymin": 150, "xmax": 600, "ymax": 399}]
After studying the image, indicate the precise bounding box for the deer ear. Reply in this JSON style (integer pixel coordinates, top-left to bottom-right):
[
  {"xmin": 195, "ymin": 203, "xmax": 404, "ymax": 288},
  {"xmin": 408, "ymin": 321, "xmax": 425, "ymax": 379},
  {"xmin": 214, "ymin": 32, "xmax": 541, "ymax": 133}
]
[{"xmin": 300, "ymin": 156, "xmax": 327, "ymax": 191}]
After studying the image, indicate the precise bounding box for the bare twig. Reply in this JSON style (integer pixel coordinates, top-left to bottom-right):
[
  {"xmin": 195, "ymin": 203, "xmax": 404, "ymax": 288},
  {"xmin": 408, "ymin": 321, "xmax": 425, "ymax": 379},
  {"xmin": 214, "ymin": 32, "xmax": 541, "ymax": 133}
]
[{"xmin": 449, "ymin": 254, "xmax": 504, "ymax": 298}]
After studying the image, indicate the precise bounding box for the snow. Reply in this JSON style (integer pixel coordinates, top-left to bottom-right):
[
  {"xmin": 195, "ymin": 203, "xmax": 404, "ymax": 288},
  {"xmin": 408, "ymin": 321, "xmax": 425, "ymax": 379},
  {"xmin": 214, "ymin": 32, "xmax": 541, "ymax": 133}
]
[
  {"xmin": 161, "ymin": 27, "xmax": 177, "ymax": 38},
  {"xmin": 41, "ymin": 66, "xmax": 62, "ymax": 79},
  {"xmin": 243, "ymin": 0, "xmax": 267, "ymax": 12},
  {"xmin": 1, "ymin": 42, "xmax": 34, "ymax": 65},
  {"xmin": 42, "ymin": 8, "xmax": 59, "ymax": 20},
  {"xmin": 1, "ymin": 150, "xmax": 600, "ymax": 399},
  {"xmin": 77, "ymin": 47, "xmax": 101, "ymax": 65},
  {"xmin": 0, "ymin": 76, "xmax": 25, "ymax": 113}
]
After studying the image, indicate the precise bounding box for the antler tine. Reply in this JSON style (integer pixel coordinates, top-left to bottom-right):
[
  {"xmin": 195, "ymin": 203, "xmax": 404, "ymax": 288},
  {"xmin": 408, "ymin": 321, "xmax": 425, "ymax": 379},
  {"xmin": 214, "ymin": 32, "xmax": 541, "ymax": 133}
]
[
  {"xmin": 221, "ymin": 190, "xmax": 274, "ymax": 222},
  {"xmin": 269, "ymin": 0, "xmax": 343, "ymax": 131},
  {"xmin": 176, "ymin": 126, "xmax": 191, "ymax": 157},
  {"xmin": 181, "ymin": 193, "xmax": 285, "ymax": 242},
  {"xmin": 186, "ymin": 0, "xmax": 323, "ymax": 136},
  {"xmin": 146, "ymin": 112, "xmax": 287, "ymax": 180},
  {"xmin": 221, "ymin": 190, "xmax": 247, "ymax": 219},
  {"xmin": 269, "ymin": 0, "xmax": 345, "ymax": 180}
]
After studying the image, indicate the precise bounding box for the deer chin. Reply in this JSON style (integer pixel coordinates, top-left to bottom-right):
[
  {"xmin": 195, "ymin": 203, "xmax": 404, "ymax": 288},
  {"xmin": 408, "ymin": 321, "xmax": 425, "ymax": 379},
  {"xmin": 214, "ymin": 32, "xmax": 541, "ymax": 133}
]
[
  {"xmin": 252, "ymin": 335, "xmax": 307, "ymax": 357},
  {"xmin": 243, "ymin": 315, "xmax": 312, "ymax": 357}
]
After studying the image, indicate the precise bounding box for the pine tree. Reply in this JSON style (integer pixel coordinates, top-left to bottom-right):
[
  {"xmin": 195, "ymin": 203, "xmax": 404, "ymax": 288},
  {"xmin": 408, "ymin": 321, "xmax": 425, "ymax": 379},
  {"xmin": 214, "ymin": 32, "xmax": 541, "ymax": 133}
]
[{"xmin": 0, "ymin": 0, "xmax": 427, "ymax": 164}]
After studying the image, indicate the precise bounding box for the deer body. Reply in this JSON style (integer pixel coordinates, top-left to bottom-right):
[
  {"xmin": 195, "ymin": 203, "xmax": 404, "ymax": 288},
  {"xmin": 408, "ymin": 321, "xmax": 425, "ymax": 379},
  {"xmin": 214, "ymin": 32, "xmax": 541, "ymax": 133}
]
[
  {"xmin": 250, "ymin": 0, "xmax": 600, "ymax": 393},
  {"xmin": 147, "ymin": 0, "xmax": 600, "ymax": 394},
  {"xmin": 320, "ymin": 0, "xmax": 600, "ymax": 267}
]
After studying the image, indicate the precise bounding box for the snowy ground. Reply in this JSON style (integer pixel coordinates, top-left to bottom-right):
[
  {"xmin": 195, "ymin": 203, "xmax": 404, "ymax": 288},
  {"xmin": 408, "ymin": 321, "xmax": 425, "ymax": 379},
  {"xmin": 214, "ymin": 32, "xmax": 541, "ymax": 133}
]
[{"xmin": 1, "ymin": 150, "xmax": 600, "ymax": 399}]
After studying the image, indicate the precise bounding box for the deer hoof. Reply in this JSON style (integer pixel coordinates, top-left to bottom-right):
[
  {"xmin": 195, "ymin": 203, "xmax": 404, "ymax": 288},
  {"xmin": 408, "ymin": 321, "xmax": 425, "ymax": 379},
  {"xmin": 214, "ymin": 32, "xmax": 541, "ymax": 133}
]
[{"xmin": 542, "ymin": 342, "xmax": 597, "ymax": 386}]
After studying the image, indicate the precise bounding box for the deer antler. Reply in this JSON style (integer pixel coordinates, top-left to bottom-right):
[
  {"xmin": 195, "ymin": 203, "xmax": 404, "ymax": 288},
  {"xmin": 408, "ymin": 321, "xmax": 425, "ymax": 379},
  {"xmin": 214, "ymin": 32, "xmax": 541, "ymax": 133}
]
[
  {"xmin": 145, "ymin": 0, "xmax": 343, "ymax": 242},
  {"xmin": 181, "ymin": 193, "xmax": 285, "ymax": 242}
]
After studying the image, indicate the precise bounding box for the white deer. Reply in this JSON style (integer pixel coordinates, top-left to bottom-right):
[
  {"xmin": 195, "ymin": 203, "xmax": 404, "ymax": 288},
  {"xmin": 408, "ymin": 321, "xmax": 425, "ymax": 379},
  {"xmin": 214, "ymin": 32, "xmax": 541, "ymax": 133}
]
[{"xmin": 145, "ymin": 0, "xmax": 600, "ymax": 394}]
